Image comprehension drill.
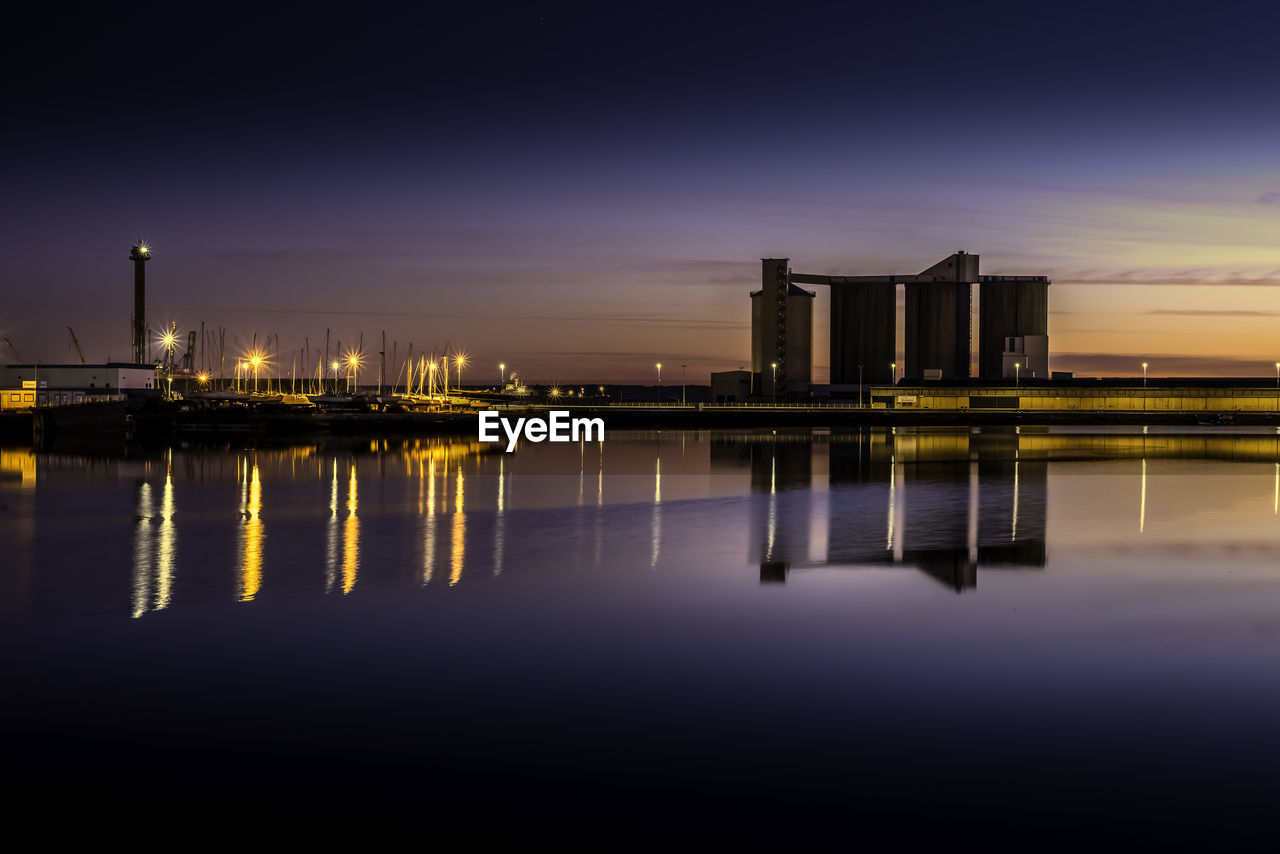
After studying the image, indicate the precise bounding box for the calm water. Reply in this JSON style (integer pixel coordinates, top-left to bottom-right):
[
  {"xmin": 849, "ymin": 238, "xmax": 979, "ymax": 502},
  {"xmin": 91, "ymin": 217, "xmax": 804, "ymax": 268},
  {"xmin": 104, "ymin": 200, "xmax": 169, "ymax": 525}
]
[{"xmin": 4, "ymin": 428, "xmax": 1280, "ymax": 841}]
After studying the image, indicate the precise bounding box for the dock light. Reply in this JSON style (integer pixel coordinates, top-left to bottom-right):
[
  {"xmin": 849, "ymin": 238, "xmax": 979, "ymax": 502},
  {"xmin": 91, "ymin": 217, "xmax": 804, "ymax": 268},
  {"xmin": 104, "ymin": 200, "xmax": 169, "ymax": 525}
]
[
  {"xmin": 345, "ymin": 352, "xmax": 362, "ymax": 392},
  {"xmin": 455, "ymin": 353, "xmax": 467, "ymax": 390}
]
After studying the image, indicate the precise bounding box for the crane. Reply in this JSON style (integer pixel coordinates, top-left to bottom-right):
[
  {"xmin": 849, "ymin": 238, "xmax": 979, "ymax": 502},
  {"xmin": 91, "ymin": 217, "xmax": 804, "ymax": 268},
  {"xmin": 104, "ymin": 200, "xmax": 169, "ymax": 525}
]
[
  {"xmin": 67, "ymin": 327, "xmax": 86, "ymax": 365},
  {"xmin": 3, "ymin": 338, "xmax": 22, "ymax": 364}
]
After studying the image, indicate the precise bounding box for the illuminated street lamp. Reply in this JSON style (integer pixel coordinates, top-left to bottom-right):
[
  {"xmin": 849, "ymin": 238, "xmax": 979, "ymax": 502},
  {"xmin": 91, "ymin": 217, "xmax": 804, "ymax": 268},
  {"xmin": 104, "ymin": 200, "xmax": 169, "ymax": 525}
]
[
  {"xmin": 656, "ymin": 362, "xmax": 662, "ymax": 404},
  {"xmin": 330, "ymin": 360, "xmax": 341, "ymax": 394},
  {"xmin": 1015, "ymin": 361, "xmax": 1020, "ymax": 387},
  {"xmin": 427, "ymin": 359, "xmax": 438, "ymax": 398},
  {"xmin": 499, "ymin": 362, "xmax": 505, "ymax": 390},
  {"xmin": 771, "ymin": 362, "xmax": 777, "ymax": 405},
  {"xmin": 890, "ymin": 362, "xmax": 897, "ymax": 384},
  {"xmin": 1142, "ymin": 361, "xmax": 1149, "ymax": 412},
  {"xmin": 249, "ymin": 353, "xmax": 263, "ymax": 393},
  {"xmin": 346, "ymin": 352, "xmax": 361, "ymax": 392},
  {"xmin": 455, "ymin": 353, "xmax": 467, "ymax": 391}
]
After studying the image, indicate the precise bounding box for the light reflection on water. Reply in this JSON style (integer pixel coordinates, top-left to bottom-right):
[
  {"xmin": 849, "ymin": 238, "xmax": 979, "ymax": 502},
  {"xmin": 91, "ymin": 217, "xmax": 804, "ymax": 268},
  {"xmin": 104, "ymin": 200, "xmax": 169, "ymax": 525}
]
[
  {"xmin": 9, "ymin": 429, "xmax": 1280, "ymax": 615},
  {"xmin": 11, "ymin": 429, "xmax": 1280, "ymax": 838}
]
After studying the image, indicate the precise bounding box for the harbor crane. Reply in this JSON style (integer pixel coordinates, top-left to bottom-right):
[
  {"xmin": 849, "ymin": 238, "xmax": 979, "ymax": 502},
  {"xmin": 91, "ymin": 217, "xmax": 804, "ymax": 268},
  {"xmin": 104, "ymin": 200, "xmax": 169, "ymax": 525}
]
[{"xmin": 67, "ymin": 327, "xmax": 86, "ymax": 364}]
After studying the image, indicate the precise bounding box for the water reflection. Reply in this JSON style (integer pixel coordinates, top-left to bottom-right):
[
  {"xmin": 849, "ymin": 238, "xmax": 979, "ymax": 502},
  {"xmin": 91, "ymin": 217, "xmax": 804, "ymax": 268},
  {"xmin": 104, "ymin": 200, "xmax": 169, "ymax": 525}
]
[
  {"xmin": 450, "ymin": 459, "xmax": 465, "ymax": 586},
  {"xmin": 131, "ymin": 451, "xmax": 177, "ymax": 618},
  {"xmin": 343, "ymin": 463, "xmax": 359, "ymax": 594},
  {"xmin": 728, "ymin": 430, "xmax": 1049, "ymax": 591},
  {"xmin": 14, "ymin": 429, "xmax": 1280, "ymax": 618},
  {"xmin": 239, "ymin": 457, "xmax": 264, "ymax": 602}
]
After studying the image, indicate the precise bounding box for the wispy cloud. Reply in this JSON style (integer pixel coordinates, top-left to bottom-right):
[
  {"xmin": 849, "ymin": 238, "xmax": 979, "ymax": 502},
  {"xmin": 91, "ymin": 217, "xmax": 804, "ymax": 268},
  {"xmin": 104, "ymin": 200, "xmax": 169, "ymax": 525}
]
[
  {"xmin": 1059, "ymin": 272, "xmax": 1280, "ymax": 287},
  {"xmin": 1053, "ymin": 352, "xmax": 1280, "ymax": 377},
  {"xmin": 1144, "ymin": 309, "xmax": 1280, "ymax": 318}
]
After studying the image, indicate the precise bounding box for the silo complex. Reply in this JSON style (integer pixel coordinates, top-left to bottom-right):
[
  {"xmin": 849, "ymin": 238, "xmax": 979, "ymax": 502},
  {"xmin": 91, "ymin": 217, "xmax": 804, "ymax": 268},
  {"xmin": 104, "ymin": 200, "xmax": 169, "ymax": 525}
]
[{"xmin": 750, "ymin": 251, "xmax": 1049, "ymax": 397}]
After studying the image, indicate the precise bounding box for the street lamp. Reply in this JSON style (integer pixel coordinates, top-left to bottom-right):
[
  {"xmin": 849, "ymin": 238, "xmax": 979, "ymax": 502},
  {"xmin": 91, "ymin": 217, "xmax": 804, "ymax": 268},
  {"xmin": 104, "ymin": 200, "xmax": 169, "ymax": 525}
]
[
  {"xmin": 890, "ymin": 362, "xmax": 897, "ymax": 384},
  {"xmin": 656, "ymin": 362, "xmax": 662, "ymax": 404},
  {"xmin": 1015, "ymin": 361, "xmax": 1020, "ymax": 387},
  {"xmin": 455, "ymin": 354, "xmax": 467, "ymax": 392},
  {"xmin": 250, "ymin": 353, "xmax": 263, "ymax": 393},
  {"xmin": 330, "ymin": 360, "xmax": 341, "ymax": 394},
  {"xmin": 1142, "ymin": 362, "xmax": 1148, "ymax": 412},
  {"xmin": 499, "ymin": 362, "xmax": 505, "ymax": 390},
  {"xmin": 770, "ymin": 362, "xmax": 777, "ymax": 405},
  {"xmin": 347, "ymin": 353, "xmax": 360, "ymax": 392}
]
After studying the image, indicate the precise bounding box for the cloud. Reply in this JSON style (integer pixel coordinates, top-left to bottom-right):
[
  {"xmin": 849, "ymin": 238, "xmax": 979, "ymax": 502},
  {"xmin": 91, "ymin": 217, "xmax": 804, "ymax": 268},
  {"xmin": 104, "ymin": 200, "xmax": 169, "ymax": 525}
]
[
  {"xmin": 1258, "ymin": 192, "xmax": 1280, "ymax": 206},
  {"xmin": 1144, "ymin": 309, "xmax": 1280, "ymax": 318},
  {"xmin": 1052, "ymin": 352, "xmax": 1280, "ymax": 377},
  {"xmin": 1059, "ymin": 272, "xmax": 1280, "ymax": 287}
]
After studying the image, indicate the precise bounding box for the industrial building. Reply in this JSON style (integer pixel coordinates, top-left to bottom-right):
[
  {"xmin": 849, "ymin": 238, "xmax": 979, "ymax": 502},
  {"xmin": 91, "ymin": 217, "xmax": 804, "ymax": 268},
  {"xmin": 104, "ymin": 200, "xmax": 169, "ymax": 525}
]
[
  {"xmin": 0, "ymin": 364, "xmax": 158, "ymax": 410},
  {"xmin": 751, "ymin": 252, "xmax": 1050, "ymax": 398},
  {"xmin": 864, "ymin": 379, "xmax": 1280, "ymax": 413}
]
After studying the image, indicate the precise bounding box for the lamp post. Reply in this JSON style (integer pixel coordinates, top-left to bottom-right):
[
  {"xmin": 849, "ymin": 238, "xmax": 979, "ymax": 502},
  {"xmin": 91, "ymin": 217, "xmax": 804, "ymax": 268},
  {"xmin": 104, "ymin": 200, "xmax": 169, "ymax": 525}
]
[
  {"xmin": 455, "ymin": 354, "xmax": 467, "ymax": 392},
  {"xmin": 771, "ymin": 362, "xmax": 777, "ymax": 405},
  {"xmin": 250, "ymin": 354, "xmax": 263, "ymax": 393},
  {"xmin": 348, "ymin": 354, "xmax": 360, "ymax": 393},
  {"xmin": 499, "ymin": 362, "xmax": 505, "ymax": 391},
  {"xmin": 656, "ymin": 362, "xmax": 662, "ymax": 404},
  {"xmin": 1015, "ymin": 361, "xmax": 1020, "ymax": 387},
  {"xmin": 681, "ymin": 364, "xmax": 686, "ymax": 405},
  {"xmin": 890, "ymin": 362, "xmax": 897, "ymax": 384},
  {"xmin": 1142, "ymin": 361, "xmax": 1148, "ymax": 412},
  {"xmin": 330, "ymin": 360, "xmax": 340, "ymax": 394}
]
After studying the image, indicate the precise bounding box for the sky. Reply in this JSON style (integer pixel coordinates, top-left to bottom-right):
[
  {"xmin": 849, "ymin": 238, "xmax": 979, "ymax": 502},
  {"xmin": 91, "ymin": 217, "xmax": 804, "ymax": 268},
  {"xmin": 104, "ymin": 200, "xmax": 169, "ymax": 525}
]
[{"xmin": 3, "ymin": 0, "xmax": 1280, "ymax": 382}]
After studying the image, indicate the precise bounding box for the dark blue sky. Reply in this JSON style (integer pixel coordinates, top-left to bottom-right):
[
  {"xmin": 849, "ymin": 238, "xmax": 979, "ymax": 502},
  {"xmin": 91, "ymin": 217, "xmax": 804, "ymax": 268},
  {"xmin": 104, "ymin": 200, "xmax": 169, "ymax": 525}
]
[{"xmin": 5, "ymin": 1, "xmax": 1280, "ymax": 380}]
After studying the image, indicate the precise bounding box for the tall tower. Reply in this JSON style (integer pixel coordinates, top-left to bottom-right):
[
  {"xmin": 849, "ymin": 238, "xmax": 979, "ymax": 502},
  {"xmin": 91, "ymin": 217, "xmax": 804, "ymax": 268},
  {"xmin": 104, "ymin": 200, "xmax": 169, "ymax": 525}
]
[
  {"xmin": 751, "ymin": 259, "xmax": 814, "ymax": 399},
  {"xmin": 129, "ymin": 242, "xmax": 151, "ymax": 364}
]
